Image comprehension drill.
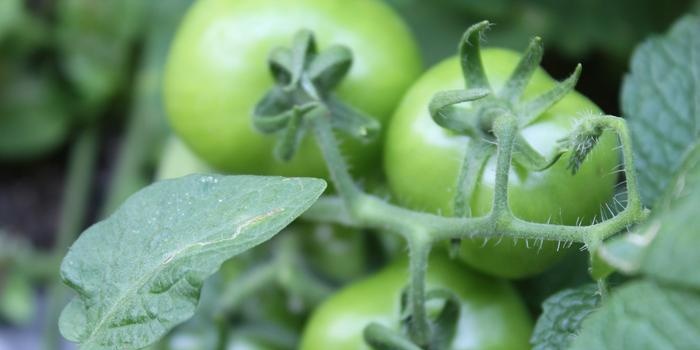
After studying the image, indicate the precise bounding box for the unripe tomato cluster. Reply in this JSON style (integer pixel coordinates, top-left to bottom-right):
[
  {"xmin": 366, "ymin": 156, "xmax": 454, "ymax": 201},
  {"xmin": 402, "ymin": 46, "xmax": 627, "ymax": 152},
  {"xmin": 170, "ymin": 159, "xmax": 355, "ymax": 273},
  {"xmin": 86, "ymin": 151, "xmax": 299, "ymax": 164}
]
[{"xmin": 163, "ymin": 0, "xmax": 617, "ymax": 348}]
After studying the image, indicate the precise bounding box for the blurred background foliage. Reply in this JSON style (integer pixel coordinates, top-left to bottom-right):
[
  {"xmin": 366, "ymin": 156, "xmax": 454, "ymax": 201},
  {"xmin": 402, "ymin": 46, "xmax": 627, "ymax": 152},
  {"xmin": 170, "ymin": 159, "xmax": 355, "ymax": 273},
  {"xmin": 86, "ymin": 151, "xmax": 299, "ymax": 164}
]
[{"xmin": 0, "ymin": 0, "xmax": 697, "ymax": 348}]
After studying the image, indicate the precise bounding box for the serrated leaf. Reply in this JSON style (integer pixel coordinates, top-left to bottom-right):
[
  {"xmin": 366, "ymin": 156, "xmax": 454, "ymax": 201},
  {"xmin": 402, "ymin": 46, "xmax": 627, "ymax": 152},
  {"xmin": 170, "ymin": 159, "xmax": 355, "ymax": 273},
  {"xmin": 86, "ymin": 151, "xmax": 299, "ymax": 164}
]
[
  {"xmin": 59, "ymin": 174, "xmax": 325, "ymax": 350},
  {"xmin": 570, "ymin": 281, "xmax": 700, "ymax": 350},
  {"xmin": 600, "ymin": 142, "xmax": 700, "ymax": 290},
  {"xmin": 621, "ymin": 15, "xmax": 700, "ymax": 207},
  {"xmin": 530, "ymin": 284, "xmax": 600, "ymax": 350}
]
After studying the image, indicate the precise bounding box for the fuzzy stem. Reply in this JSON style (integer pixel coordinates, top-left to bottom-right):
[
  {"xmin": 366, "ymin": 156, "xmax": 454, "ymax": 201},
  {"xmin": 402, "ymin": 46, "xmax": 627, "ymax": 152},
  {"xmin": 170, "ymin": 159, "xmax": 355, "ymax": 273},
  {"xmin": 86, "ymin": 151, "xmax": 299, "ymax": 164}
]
[
  {"xmin": 309, "ymin": 110, "xmax": 646, "ymax": 349},
  {"xmin": 407, "ymin": 235, "xmax": 431, "ymax": 347},
  {"xmin": 309, "ymin": 115, "xmax": 646, "ymax": 244},
  {"xmin": 311, "ymin": 109, "xmax": 362, "ymax": 204}
]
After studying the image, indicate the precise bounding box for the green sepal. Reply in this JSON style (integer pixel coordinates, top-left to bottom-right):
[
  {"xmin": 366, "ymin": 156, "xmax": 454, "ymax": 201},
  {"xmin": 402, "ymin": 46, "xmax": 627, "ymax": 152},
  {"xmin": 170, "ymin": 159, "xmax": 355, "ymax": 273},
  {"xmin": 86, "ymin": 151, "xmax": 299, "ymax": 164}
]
[
  {"xmin": 428, "ymin": 89, "xmax": 490, "ymax": 135},
  {"xmin": 427, "ymin": 289, "xmax": 460, "ymax": 350},
  {"xmin": 327, "ymin": 96, "xmax": 380, "ymax": 141},
  {"xmin": 307, "ymin": 45, "xmax": 353, "ymax": 93},
  {"xmin": 500, "ymin": 36, "xmax": 544, "ymax": 103},
  {"xmin": 274, "ymin": 106, "xmax": 308, "ymax": 162},
  {"xmin": 518, "ymin": 64, "xmax": 582, "ymax": 126},
  {"xmin": 459, "ymin": 20, "xmax": 491, "ymax": 90},
  {"xmin": 364, "ymin": 323, "xmax": 422, "ymax": 350},
  {"xmin": 252, "ymin": 87, "xmax": 295, "ymax": 133},
  {"xmin": 255, "ymin": 29, "xmax": 376, "ymax": 161},
  {"xmin": 512, "ymin": 134, "xmax": 564, "ymax": 171},
  {"xmin": 268, "ymin": 47, "xmax": 293, "ymax": 87},
  {"xmin": 453, "ymin": 139, "xmax": 493, "ymax": 217},
  {"xmin": 398, "ymin": 287, "xmax": 461, "ymax": 349},
  {"xmin": 288, "ymin": 29, "xmax": 317, "ymax": 88}
]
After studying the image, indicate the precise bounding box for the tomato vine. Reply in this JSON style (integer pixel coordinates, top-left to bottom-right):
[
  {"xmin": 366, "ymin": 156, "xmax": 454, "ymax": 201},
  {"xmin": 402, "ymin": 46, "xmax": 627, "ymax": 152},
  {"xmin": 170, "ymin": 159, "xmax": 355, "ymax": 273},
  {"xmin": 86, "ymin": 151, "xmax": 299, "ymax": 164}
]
[{"xmin": 254, "ymin": 21, "xmax": 649, "ymax": 348}]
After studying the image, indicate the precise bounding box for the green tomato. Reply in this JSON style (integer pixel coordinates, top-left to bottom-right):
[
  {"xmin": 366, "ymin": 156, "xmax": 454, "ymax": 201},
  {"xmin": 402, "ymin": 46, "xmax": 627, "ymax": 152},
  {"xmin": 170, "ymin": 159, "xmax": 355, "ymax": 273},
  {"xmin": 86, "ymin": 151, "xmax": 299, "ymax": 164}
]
[
  {"xmin": 300, "ymin": 254, "xmax": 532, "ymax": 350},
  {"xmin": 384, "ymin": 49, "xmax": 618, "ymax": 278},
  {"xmin": 156, "ymin": 135, "xmax": 212, "ymax": 180},
  {"xmin": 225, "ymin": 330, "xmax": 286, "ymax": 350},
  {"xmin": 165, "ymin": 0, "xmax": 421, "ymax": 178},
  {"xmin": 298, "ymin": 222, "xmax": 368, "ymax": 283}
]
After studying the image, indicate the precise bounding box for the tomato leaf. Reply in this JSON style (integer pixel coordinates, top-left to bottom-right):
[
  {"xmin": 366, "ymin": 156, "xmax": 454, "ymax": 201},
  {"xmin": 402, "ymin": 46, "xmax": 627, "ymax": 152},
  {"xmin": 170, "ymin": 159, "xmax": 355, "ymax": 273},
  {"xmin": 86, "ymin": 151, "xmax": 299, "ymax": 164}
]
[
  {"xmin": 0, "ymin": 68, "xmax": 71, "ymax": 160},
  {"xmin": 57, "ymin": 0, "xmax": 147, "ymax": 111},
  {"xmin": 58, "ymin": 174, "xmax": 326, "ymax": 350},
  {"xmin": 599, "ymin": 143, "xmax": 700, "ymax": 290},
  {"xmin": 578, "ymin": 139, "xmax": 700, "ymax": 348},
  {"xmin": 530, "ymin": 284, "xmax": 600, "ymax": 350},
  {"xmin": 621, "ymin": 15, "xmax": 700, "ymax": 208},
  {"xmin": 570, "ymin": 281, "xmax": 700, "ymax": 350}
]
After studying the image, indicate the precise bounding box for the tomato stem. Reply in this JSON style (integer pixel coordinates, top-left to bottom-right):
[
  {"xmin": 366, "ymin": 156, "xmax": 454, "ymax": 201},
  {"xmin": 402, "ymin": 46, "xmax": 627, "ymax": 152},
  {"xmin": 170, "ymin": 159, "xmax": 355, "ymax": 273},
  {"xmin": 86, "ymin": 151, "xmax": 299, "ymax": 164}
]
[
  {"xmin": 309, "ymin": 102, "xmax": 646, "ymax": 349},
  {"xmin": 406, "ymin": 235, "xmax": 431, "ymax": 346}
]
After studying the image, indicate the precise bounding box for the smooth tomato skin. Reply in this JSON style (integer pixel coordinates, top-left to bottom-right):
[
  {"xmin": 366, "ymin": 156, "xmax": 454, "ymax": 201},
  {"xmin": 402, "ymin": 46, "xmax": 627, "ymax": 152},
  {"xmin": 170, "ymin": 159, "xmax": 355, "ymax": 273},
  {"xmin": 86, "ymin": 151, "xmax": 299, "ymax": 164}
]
[
  {"xmin": 164, "ymin": 0, "xmax": 421, "ymax": 178},
  {"xmin": 300, "ymin": 254, "xmax": 532, "ymax": 350},
  {"xmin": 298, "ymin": 222, "xmax": 369, "ymax": 283},
  {"xmin": 384, "ymin": 49, "xmax": 619, "ymax": 278},
  {"xmin": 156, "ymin": 136, "xmax": 212, "ymax": 180}
]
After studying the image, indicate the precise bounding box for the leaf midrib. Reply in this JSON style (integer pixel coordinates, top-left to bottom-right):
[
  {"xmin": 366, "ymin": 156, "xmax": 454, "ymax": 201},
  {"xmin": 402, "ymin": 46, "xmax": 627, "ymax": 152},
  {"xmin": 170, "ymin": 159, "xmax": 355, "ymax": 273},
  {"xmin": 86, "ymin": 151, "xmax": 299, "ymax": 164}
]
[{"xmin": 80, "ymin": 209, "xmax": 282, "ymax": 347}]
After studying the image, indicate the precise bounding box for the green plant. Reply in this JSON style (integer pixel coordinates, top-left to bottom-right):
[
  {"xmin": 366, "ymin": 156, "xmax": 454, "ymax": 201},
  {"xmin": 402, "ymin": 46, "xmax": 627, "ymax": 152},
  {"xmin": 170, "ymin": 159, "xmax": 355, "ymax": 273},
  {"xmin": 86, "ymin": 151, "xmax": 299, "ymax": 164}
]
[
  {"xmin": 163, "ymin": 0, "xmax": 421, "ymax": 178},
  {"xmin": 300, "ymin": 254, "xmax": 532, "ymax": 350},
  {"xmin": 384, "ymin": 44, "xmax": 618, "ymax": 278},
  {"xmin": 54, "ymin": 11, "xmax": 700, "ymax": 350}
]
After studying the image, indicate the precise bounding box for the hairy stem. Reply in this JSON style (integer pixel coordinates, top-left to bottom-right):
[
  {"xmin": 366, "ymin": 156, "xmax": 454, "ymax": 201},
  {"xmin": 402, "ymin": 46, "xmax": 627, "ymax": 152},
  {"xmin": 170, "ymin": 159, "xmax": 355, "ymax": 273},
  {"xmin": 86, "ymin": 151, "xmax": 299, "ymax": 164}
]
[
  {"xmin": 407, "ymin": 235, "xmax": 431, "ymax": 346},
  {"xmin": 310, "ymin": 112, "xmax": 646, "ymax": 349},
  {"xmin": 309, "ymin": 115, "xmax": 645, "ymax": 244},
  {"xmin": 311, "ymin": 110, "xmax": 362, "ymax": 204}
]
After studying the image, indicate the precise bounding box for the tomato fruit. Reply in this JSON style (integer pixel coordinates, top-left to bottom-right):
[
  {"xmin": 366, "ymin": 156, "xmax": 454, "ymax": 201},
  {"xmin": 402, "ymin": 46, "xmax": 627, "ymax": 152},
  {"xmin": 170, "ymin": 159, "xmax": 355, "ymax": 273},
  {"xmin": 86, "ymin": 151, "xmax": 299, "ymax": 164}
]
[
  {"xmin": 156, "ymin": 136, "xmax": 212, "ymax": 180},
  {"xmin": 384, "ymin": 49, "xmax": 618, "ymax": 278},
  {"xmin": 164, "ymin": 0, "xmax": 421, "ymax": 178},
  {"xmin": 297, "ymin": 222, "xmax": 369, "ymax": 284},
  {"xmin": 300, "ymin": 254, "xmax": 532, "ymax": 349}
]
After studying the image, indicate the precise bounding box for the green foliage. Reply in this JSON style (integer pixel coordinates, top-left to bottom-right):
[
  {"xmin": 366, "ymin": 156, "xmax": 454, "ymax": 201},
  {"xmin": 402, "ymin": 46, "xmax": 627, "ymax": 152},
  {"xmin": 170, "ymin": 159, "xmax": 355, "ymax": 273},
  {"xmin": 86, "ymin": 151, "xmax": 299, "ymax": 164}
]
[
  {"xmin": 2, "ymin": 2, "xmax": 697, "ymax": 349},
  {"xmin": 0, "ymin": 67, "xmax": 70, "ymax": 160},
  {"xmin": 571, "ymin": 281, "xmax": 700, "ymax": 350},
  {"xmin": 56, "ymin": 0, "xmax": 147, "ymax": 111},
  {"xmin": 530, "ymin": 284, "xmax": 600, "ymax": 350},
  {"xmin": 600, "ymin": 143, "xmax": 700, "ymax": 289},
  {"xmin": 569, "ymin": 16, "xmax": 700, "ymax": 349},
  {"xmin": 622, "ymin": 16, "xmax": 700, "ymax": 207},
  {"xmin": 0, "ymin": 0, "xmax": 47, "ymax": 57},
  {"xmin": 58, "ymin": 175, "xmax": 325, "ymax": 349},
  {"xmin": 388, "ymin": 0, "xmax": 694, "ymax": 65},
  {"xmin": 101, "ymin": 0, "xmax": 195, "ymax": 215}
]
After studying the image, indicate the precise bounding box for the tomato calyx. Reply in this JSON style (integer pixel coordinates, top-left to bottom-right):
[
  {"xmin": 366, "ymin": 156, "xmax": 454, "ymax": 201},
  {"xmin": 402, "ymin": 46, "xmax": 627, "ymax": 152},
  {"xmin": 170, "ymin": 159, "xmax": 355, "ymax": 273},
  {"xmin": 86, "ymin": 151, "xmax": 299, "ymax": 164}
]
[
  {"xmin": 362, "ymin": 287, "xmax": 462, "ymax": 350},
  {"xmin": 425, "ymin": 21, "xmax": 590, "ymax": 222},
  {"xmin": 430, "ymin": 21, "xmax": 583, "ymax": 145},
  {"xmin": 253, "ymin": 30, "xmax": 380, "ymax": 162}
]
